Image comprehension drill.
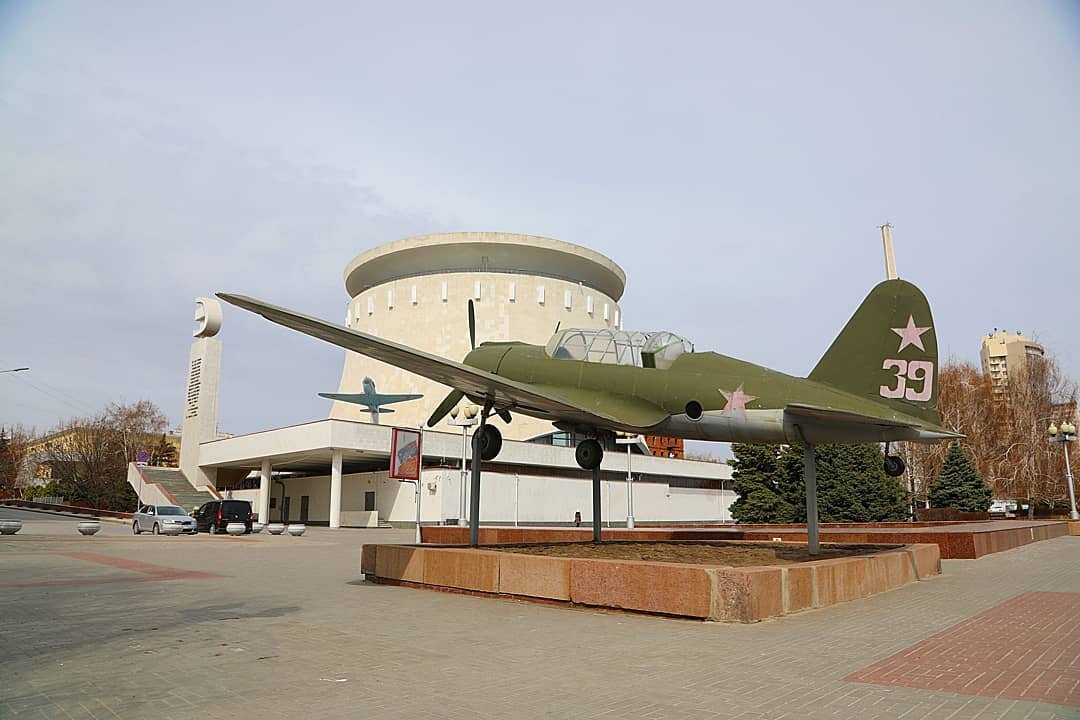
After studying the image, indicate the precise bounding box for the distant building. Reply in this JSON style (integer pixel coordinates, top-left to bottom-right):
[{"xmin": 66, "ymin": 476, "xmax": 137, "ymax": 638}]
[
  {"xmin": 140, "ymin": 232, "xmax": 734, "ymax": 529},
  {"xmin": 645, "ymin": 435, "xmax": 684, "ymax": 459},
  {"xmin": 23, "ymin": 427, "xmax": 183, "ymax": 485},
  {"xmin": 332, "ymin": 231, "xmax": 626, "ymax": 441},
  {"xmin": 980, "ymin": 330, "xmax": 1044, "ymax": 392}
]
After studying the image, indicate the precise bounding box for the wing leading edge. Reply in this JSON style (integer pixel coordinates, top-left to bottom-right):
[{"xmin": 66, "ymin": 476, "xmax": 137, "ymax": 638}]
[{"xmin": 217, "ymin": 293, "xmax": 669, "ymax": 432}]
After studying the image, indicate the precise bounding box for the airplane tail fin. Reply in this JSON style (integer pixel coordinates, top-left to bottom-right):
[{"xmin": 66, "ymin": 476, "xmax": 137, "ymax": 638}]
[{"xmin": 808, "ymin": 279, "xmax": 941, "ymax": 426}]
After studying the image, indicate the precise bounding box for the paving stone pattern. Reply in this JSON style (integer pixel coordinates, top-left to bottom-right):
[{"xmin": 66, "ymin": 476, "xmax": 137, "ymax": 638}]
[
  {"xmin": 0, "ymin": 527, "xmax": 1077, "ymax": 720},
  {"xmin": 847, "ymin": 591, "xmax": 1080, "ymax": 707}
]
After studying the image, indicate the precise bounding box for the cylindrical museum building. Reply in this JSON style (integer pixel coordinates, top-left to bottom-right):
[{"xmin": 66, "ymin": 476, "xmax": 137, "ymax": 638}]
[{"xmin": 330, "ymin": 232, "xmax": 626, "ymax": 440}]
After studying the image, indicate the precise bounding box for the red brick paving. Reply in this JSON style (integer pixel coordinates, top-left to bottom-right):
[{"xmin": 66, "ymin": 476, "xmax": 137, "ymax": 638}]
[
  {"xmin": 846, "ymin": 591, "xmax": 1080, "ymax": 707},
  {"xmin": 0, "ymin": 551, "xmax": 225, "ymax": 589},
  {"xmin": 61, "ymin": 551, "xmax": 223, "ymax": 579}
]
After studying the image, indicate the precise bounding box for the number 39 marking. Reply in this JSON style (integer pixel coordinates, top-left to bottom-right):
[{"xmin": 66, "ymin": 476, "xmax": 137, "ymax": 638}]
[{"xmin": 879, "ymin": 359, "xmax": 934, "ymax": 401}]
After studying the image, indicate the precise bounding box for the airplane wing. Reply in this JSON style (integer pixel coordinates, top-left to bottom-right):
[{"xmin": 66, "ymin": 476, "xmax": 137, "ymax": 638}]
[
  {"xmin": 785, "ymin": 403, "xmax": 917, "ymax": 428},
  {"xmin": 317, "ymin": 392, "xmax": 422, "ymax": 405},
  {"xmin": 318, "ymin": 393, "xmax": 375, "ymax": 407},
  {"xmin": 372, "ymin": 393, "xmax": 424, "ymax": 404},
  {"xmin": 785, "ymin": 403, "xmax": 964, "ymax": 439},
  {"xmin": 219, "ymin": 293, "xmax": 669, "ymax": 432}
]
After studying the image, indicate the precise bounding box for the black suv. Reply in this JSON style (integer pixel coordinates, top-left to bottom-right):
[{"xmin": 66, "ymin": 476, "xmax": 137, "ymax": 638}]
[{"xmin": 193, "ymin": 499, "xmax": 253, "ymax": 534}]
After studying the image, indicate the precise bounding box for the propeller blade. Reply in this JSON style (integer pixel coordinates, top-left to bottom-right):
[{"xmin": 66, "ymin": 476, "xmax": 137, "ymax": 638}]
[
  {"xmin": 468, "ymin": 299, "xmax": 476, "ymax": 350},
  {"xmin": 428, "ymin": 389, "xmax": 465, "ymax": 426}
]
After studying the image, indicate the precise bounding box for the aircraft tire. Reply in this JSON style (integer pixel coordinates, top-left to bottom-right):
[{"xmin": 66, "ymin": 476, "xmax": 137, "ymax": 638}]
[
  {"xmin": 884, "ymin": 454, "xmax": 906, "ymax": 477},
  {"xmin": 575, "ymin": 439, "xmax": 604, "ymax": 470},
  {"xmin": 478, "ymin": 425, "xmax": 502, "ymax": 461}
]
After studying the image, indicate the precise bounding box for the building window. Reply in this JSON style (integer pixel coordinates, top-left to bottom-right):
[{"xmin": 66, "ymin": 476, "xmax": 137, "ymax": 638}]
[
  {"xmin": 508, "ymin": 281, "xmax": 516, "ymax": 302},
  {"xmin": 387, "ymin": 289, "xmax": 394, "ymax": 309},
  {"xmin": 564, "ymin": 289, "xmax": 572, "ymax": 309},
  {"xmin": 411, "ymin": 285, "xmax": 418, "ymax": 304},
  {"xmin": 615, "ymin": 309, "xmax": 621, "ymax": 328},
  {"xmin": 441, "ymin": 282, "xmax": 448, "ymax": 302},
  {"xmin": 537, "ymin": 285, "xmax": 545, "ymax": 304},
  {"xmin": 364, "ymin": 491, "xmax": 376, "ymax": 512},
  {"xmin": 367, "ymin": 297, "xmax": 374, "ymax": 315},
  {"xmin": 474, "ymin": 280, "xmax": 482, "ymax": 300},
  {"xmin": 603, "ymin": 303, "xmax": 610, "ymax": 322},
  {"xmin": 586, "ymin": 296, "xmax": 594, "ymax": 315}
]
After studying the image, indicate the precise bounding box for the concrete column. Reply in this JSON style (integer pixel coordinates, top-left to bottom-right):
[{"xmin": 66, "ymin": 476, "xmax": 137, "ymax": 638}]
[
  {"xmin": 258, "ymin": 459, "xmax": 271, "ymax": 523},
  {"xmin": 330, "ymin": 450, "xmax": 343, "ymax": 529}
]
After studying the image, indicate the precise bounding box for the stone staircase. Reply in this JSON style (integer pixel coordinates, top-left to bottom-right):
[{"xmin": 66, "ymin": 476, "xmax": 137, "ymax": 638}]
[{"xmin": 136, "ymin": 466, "xmax": 219, "ymax": 511}]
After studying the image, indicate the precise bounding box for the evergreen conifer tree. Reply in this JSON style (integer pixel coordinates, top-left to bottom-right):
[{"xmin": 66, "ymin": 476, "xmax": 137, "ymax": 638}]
[
  {"xmin": 929, "ymin": 442, "xmax": 992, "ymax": 512},
  {"xmin": 728, "ymin": 443, "xmax": 796, "ymax": 523},
  {"xmin": 774, "ymin": 444, "xmax": 908, "ymax": 522},
  {"xmin": 729, "ymin": 443, "xmax": 909, "ymax": 523},
  {"xmin": 149, "ymin": 433, "xmax": 178, "ymax": 467}
]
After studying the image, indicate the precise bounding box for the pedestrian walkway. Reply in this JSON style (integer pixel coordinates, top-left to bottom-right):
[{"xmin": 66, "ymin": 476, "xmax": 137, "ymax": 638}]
[{"xmin": 1, "ymin": 528, "xmax": 1076, "ymax": 719}]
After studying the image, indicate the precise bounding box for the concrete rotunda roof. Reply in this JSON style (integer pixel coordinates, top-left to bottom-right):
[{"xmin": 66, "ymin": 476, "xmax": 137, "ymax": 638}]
[{"xmin": 344, "ymin": 232, "xmax": 627, "ymax": 301}]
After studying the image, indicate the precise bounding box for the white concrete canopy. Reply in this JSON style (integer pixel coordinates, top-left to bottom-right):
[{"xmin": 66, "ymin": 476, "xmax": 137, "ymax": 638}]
[{"xmin": 198, "ymin": 418, "xmax": 728, "ymax": 482}]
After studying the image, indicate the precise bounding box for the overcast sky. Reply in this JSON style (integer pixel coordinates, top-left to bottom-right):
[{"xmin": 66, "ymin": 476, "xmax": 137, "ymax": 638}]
[{"xmin": 1, "ymin": 1, "xmax": 1078, "ymax": 443}]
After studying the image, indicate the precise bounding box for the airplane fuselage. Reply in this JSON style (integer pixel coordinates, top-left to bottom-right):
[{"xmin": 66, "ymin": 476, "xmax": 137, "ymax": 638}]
[{"xmin": 464, "ymin": 342, "xmax": 941, "ymax": 445}]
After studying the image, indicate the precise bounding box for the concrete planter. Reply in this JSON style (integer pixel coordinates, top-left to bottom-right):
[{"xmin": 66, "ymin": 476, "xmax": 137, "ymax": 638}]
[
  {"xmin": 267, "ymin": 523, "xmax": 286, "ymax": 535},
  {"xmin": 0, "ymin": 520, "xmax": 22, "ymax": 535},
  {"xmin": 251, "ymin": 522, "xmax": 264, "ymax": 534},
  {"xmin": 226, "ymin": 522, "xmax": 246, "ymax": 536},
  {"xmin": 287, "ymin": 524, "xmax": 306, "ymax": 537},
  {"xmin": 77, "ymin": 521, "xmax": 101, "ymax": 536},
  {"xmin": 363, "ymin": 541, "xmax": 942, "ymax": 623}
]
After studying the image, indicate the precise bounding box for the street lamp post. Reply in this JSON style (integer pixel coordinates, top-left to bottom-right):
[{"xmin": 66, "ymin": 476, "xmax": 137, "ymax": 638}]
[
  {"xmin": 615, "ymin": 434, "xmax": 649, "ymax": 529},
  {"xmin": 448, "ymin": 404, "xmax": 480, "ymax": 527},
  {"xmin": 1047, "ymin": 422, "xmax": 1079, "ymax": 521}
]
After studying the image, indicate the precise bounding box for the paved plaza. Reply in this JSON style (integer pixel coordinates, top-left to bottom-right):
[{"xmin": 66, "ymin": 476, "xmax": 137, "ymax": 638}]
[{"xmin": 0, "ymin": 507, "xmax": 1077, "ymax": 720}]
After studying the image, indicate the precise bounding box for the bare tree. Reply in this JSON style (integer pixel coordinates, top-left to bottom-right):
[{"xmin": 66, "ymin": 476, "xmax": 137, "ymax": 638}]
[
  {"xmin": 105, "ymin": 400, "xmax": 168, "ymax": 464},
  {"xmin": 898, "ymin": 361, "xmax": 999, "ymax": 509},
  {"xmin": 993, "ymin": 354, "xmax": 1077, "ymax": 514},
  {"xmin": 38, "ymin": 400, "xmax": 169, "ymax": 510},
  {"xmin": 901, "ymin": 352, "xmax": 1078, "ymax": 516},
  {"xmin": 0, "ymin": 424, "xmax": 36, "ymax": 496}
]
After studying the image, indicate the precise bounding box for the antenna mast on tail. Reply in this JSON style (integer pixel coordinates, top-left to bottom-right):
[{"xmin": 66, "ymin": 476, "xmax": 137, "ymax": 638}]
[{"xmin": 880, "ymin": 223, "xmax": 898, "ymax": 280}]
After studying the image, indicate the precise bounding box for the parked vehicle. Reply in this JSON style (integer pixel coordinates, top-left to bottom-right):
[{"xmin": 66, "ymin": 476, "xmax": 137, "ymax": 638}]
[
  {"xmin": 193, "ymin": 500, "xmax": 254, "ymax": 534},
  {"xmin": 132, "ymin": 505, "xmax": 197, "ymax": 535}
]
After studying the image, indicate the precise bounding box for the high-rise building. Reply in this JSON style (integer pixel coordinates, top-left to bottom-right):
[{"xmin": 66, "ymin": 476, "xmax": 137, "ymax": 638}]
[{"xmin": 980, "ymin": 330, "xmax": 1045, "ymax": 390}]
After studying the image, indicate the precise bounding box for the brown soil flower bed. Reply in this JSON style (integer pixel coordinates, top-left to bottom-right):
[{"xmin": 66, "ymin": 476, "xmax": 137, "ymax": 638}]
[{"xmin": 491, "ymin": 540, "xmax": 895, "ymax": 566}]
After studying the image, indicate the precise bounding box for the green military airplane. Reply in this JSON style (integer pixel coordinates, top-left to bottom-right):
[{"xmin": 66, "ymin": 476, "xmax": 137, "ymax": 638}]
[{"xmin": 218, "ymin": 277, "xmax": 959, "ymax": 476}]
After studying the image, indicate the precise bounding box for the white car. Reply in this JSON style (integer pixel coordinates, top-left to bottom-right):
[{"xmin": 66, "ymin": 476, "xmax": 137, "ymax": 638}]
[{"xmin": 132, "ymin": 504, "xmax": 196, "ymax": 535}]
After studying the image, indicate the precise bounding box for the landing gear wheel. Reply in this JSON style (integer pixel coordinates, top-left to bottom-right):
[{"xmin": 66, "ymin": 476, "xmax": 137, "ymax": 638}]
[
  {"xmin": 132, "ymin": 521, "xmax": 141, "ymax": 535},
  {"xmin": 884, "ymin": 455, "xmax": 906, "ymax": 477},
  {"xmin": 575, "ymin": 439, "xmax": 604, "ymax": 470},
  {"xmin": 152, "ymin": 523, "xmax": 160, "ymax": 535},
  {"xmin": 477, "ymin": 424, "xmax": 503, "ymax": 461}
]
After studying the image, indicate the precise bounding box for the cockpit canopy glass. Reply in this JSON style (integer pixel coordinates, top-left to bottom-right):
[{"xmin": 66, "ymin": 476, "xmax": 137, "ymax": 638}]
[{"xmin": 544, "ymin": 328, "xmax": 693, "ymax": 369}]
